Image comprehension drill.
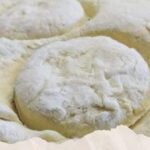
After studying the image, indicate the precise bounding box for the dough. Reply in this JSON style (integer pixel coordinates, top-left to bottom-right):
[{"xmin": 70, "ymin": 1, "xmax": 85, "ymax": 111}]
[
  {"xmin": 0, "ymin": 120, "xmax": 66, "ymax": 143},
  {"xmin": 0, "ymin": 0, "xmax": 86, "ymax": 143},
  {"xmin": 15, "ymin": 36, "xmax": 150, "ymax": 138},
  {"xmin": 0, "ymin": 39, "xmax": 68, "ymax": 143},
  {"xmin": 0, "ymin": 0, "xmax": 150, "ymax": 144},
  {"xmin": 62, "ymin": 0, "xmax": 150, "ymax": 67},
  {"xmin": 0, "ymin": 38, "xmax": 27, "ymax": 122},
  {"xmin": 0, "ymin": 38, "xmax": 56, "ymax": 123},
  {"xmin": 1, "ymin": 126, "xmax": 150, "ymax": 150},
  {"xmin": 0, "ymin": 0, "xmax": 85, "ymax": 39},
  {"xmin": 0, "ymin": 0, "xmax": 87, "ymax": 122}
]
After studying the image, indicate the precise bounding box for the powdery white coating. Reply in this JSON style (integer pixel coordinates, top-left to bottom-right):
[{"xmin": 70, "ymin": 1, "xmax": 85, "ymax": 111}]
[
  {"xmin": 0, "ymin": 38, "xmax": 68, "ymax": 143},
  {"xmin": 0, "ymin": 0, "xmax": 85, "ymax": 39},
  {"xmin": 63, "ymin": 0, "xmax": 150, "ymax": 66},
  {"xmin": 15, "ymin": 36, "xmax": 150, "ymax": 137},
  {"xmin": 0, "ymin": 120, "xmax": 66, "ymax": 143},
  {"xmin": 0, "ymin": 38, "xmax": 27, "ymax": 123},
  {"xmin": 0, "ymin": 38, "xmax": 57, "ymax": 123}
]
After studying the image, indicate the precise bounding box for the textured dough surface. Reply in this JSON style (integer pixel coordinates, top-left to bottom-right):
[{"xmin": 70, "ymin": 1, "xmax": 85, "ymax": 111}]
[
  {"xmin": 0, "ymin": 120, "xmax": 66, "ymax": 143},
  {"xmin": 0, "ymin": 38, "xmax": 28, "ymax": 122},
  {"xmin": 0, "ymin": 31, "xmax": 84, "ymax": 143},
  {"xmin": 1, "ymin": 126, "xmax": 150, "ymax": 150},
  {"xmin": 0, "ymin": 0, "xmax": 86, "ymax": 142},
  {"xmin": 0, "ymin": 38, "xmax": 45, "ymax": 122},
  {"xmin": 0, "ymin": 0, "xmax": 85, "ymax": 39},
  {"xmin": 62, "ymin": 0, "xmax": 150, "ymax": 67},
  {"xmin": 0, "ymin": 39, "xmax": 68, "ymax": 143},
  {"xmin": 0, "ymin": 36, "xmax": 65, "ymax": 122},
  {"xmin": 15, "ymin": 36, "xmax": 150, "ymax": 138},
  {"xmin": 0, "ymin": 0, "xmax": 150, "ymax": 144}
]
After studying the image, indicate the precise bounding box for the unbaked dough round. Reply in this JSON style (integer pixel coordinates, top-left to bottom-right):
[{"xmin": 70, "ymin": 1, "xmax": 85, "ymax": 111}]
[
  {"xmin": 0, "ymin": 0, "xmax": 85, "ymax": 39},
  {"xmin": 15, "ymin": 36, "xmax": 150, "ymax": 137},
  {"xmin": 63, "ymin": 0, "xmax": 150, "ymax": 67}
]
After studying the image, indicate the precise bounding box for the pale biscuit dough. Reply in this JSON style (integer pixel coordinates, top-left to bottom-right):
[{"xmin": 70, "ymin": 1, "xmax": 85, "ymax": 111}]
[
  {"xmin": 0, "ymin": 38, "xmax": 28, "ymax": 122},
  {"xmin": 1, "ymin": 126, "xmax": 150, "ymax": 150},
  {"xmin": 0, "ymin": 120, "xmax": 66, "ymax": 143},
  {"xmin": 0, "ymin": 0, "xmax": 86, "ymax": 143},
  {"xmin": 61, "ymin": 0, "xmax": 150, "ymax": 67},
  {"xmin": 0, "ymin": 37, "xmax": 66, "ymax": 121},
  {"xmin": 0, "ymin": 38, "xmax": 67, "ymax": 143},
  {"xmin": 0, "ymin": 0, "xmax": 86, "ymax": 136},
  {"xmin": 0, "ymin": 36, "xmax": 76, "ymax": 123},
  {"xmin": 0, "ymin": 0, "xmax": 85, "ymax": 39},
  {"xmin": 0, "ymin": 38, "xmax": 47, "ymax": 123},
  {"xmin": 15, "ymin": 36, "xmax": 150, "ymax": 138},
  {"xmin": 0, "ymin": 0, "xmax": 150, "ymax": 144}
]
